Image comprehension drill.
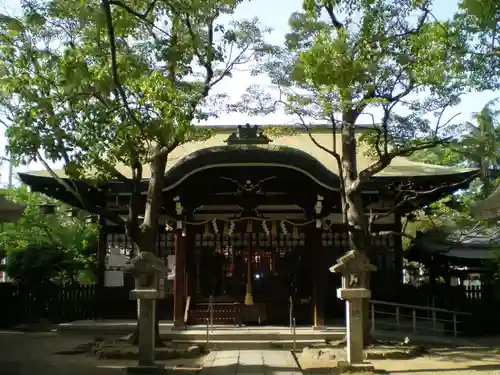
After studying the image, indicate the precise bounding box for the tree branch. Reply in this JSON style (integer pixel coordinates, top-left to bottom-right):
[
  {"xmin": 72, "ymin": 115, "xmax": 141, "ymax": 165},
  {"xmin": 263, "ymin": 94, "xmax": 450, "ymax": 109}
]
[
  {"xmin": 356, "ymin": 137, "xmax": 454, "ymax": 188},
  {"xmin": 368, "ymin": 173, "xmax": 480, "ymax": 232},
  {"xmin": 35, "ymin": 151, "xmax": 126, "ymax": 227},
  {"xmin": 152, "ymin": 139, "xmax": 180, "ymax": 161},
  {"xmin": 100, "ymin": 0, "xmax": 147, "ymax": 138},
  {"xmin": 108, "ymin": 0, "xmax": 169, "ymax": 37},
  {"xmin": 126, "ymin": 160, "xmax": 144, "ymax": 242},
  {"xmin": 354, "ymin": 107, "xmax": 462, "ymax": 189}
]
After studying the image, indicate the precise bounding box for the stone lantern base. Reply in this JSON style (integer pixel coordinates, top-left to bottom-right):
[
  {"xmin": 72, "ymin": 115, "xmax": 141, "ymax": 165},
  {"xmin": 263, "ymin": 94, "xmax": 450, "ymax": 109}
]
[{"xmin": 337, "ymin": 361, "xmax": 375, "ymax": 373}]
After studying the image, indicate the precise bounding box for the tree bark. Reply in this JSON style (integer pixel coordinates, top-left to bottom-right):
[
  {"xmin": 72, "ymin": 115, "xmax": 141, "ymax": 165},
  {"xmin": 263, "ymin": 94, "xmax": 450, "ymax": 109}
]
[
  {"xmin": 127, "ymin": 154, "xmax": 168, "ymax": 347},
  {"xmin": 341, "ymin": 114, "xmax": 373, "ymax": 345}
]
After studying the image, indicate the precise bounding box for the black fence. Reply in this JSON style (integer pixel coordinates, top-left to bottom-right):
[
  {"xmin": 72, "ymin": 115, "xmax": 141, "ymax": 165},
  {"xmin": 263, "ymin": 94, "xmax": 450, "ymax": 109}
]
[
  {"xmin": 0, "ymin": 283, "xmax": 95, "ymax": 327},
  {"xmin": 0, "ymin": 283, "xmax": 173, "ymax": 328}
]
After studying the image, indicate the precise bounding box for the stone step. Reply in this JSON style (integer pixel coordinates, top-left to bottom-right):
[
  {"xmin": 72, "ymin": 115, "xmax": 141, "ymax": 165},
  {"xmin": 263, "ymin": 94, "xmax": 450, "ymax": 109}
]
[
  {"xmin": 172, "ymin": 338, "xmax": 328, "ymax": 350},
  {"xmin": 58, "ymin": 322, "xmax": 138, "ymax": 336},
  {"xmin": 57, "ymin": 320, "xmax": 346, "ymax": 341},
  {"xmin": 162, "ymin": 329, "xmax": 345, "ymax": 342}
]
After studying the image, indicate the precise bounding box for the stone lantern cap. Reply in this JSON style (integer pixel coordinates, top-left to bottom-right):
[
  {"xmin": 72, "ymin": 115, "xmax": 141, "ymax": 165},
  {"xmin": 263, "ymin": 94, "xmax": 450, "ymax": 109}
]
[
  {"xmin": 329, "ymin": 250, "xmax": 377, "ymax": 274},
  {"xmin": 124, "ymin": 252, "xmax": 167, "ymax": 300},
  {"xmin": 330, "ymin": 250, "xmax": 376, "ymax": 300},
  {"xmin": 123, "ymin": 251, "xmax": 167, "ymax": 276}
]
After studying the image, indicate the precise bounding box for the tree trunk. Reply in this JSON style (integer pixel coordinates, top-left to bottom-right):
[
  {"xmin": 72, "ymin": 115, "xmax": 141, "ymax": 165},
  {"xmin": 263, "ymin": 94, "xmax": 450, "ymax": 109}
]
[
  {"xmin": 341, "ymin": 116, "xmax": 373, "ymax": 346},
  {"xmin": 128, "ymin": 154, "xmax": 168, "ymax": 347},
  {"xmin": 344, "ymin": 188, "xmax": 372, "ymax": 345}
]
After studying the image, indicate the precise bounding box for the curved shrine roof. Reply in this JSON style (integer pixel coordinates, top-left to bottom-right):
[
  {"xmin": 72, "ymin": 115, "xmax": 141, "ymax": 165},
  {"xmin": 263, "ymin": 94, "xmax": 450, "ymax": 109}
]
[
  {"xmin": 23, "ymin": 129, "xmax": 475, "ymax": 183},
  {"xmin": 0, "ymin": 195, "xmax": 25, "ymax": 223},
  {"xmin": 470, "ymin": 185, "xmax": 500, "ymax": 220},
  {"xmin": 409, "ymin": 229, "xmax": 499, "ymax": 261}
]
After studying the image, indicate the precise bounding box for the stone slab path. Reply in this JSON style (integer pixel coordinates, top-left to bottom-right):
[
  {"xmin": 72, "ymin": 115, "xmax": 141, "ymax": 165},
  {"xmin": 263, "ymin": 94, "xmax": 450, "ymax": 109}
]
[{"xmin": 201, "ymin": 350, "xmax": 302, "ymax": 375}]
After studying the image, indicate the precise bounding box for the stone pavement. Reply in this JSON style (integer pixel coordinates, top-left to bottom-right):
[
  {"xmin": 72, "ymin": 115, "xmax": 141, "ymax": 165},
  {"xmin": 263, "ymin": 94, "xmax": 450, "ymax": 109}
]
[{"xmin": 201, "ymin": 350, "xmax": 303, "ymax": 374}]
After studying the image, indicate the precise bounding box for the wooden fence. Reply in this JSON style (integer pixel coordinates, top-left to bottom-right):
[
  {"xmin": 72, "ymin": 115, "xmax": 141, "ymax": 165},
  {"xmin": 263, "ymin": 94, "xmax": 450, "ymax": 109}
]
[
  {"xmin": 0, "ymin": 283, "xmax": 173, "ymax": 328},
  {"xmin": 0, "ymin": 283, "xmax": 96, "ymax": 327}
]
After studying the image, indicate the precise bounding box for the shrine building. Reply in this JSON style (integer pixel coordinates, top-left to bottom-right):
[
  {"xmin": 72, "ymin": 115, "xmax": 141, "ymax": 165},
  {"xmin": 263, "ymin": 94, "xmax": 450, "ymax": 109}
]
[{"xmin": 18, "ymin": 124, "xmax": 477, "ymax": 328}]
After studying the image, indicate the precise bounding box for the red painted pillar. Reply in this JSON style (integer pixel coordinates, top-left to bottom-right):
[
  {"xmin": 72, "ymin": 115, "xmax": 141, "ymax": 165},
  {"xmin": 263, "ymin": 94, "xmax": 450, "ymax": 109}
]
[{"xmin": 173, "ymin": 228, "xmax": 186, "ymax": 328}]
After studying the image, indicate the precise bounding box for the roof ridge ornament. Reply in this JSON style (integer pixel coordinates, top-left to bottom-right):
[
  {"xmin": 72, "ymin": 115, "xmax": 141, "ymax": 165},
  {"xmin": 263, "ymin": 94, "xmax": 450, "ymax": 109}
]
[{"xmin": 225, "ymin": 124, "xmax": 272, "ymax": 145}]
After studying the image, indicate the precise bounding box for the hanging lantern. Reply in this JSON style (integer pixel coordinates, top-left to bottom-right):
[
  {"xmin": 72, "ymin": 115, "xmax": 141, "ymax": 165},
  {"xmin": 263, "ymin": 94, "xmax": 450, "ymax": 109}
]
[
  {"xmin": 315, "ymin": 199, "xmax": 323, "ymax": 214},
  {"xmin": 175, "ymin": 201, "xmax": 183, "ymax": 215},
  {"xmin": 246, "ymin": 220, "xmax": 252, "ymax": 233}
]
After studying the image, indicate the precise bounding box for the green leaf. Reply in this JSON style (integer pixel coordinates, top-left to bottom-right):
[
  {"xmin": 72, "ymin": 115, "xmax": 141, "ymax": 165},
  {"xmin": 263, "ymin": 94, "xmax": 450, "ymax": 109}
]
[
  {"xmin": 0, "ymin": 0, "xmax": 269, "ymax": 255},
  {"xmin": 0, "ymin": 15, "xmax": 25, "ymax": 32},
  {"xmin": 0, "ymin": 186, "xmax": 98, "ymax": 285}
]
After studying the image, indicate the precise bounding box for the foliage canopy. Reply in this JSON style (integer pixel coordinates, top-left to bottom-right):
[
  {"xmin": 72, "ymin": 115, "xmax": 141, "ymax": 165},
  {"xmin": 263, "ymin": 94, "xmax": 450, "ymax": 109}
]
[
  {"xmin": 0, "ymin": 0, "xmax": 269, "ymax": 250},
  {"xmin": 0, "ymin": 187, "xmax": 97, "ymax": 285},
  {"xmin": 231, "ymin": 0, "xmax": 491, "ymax": 257}
]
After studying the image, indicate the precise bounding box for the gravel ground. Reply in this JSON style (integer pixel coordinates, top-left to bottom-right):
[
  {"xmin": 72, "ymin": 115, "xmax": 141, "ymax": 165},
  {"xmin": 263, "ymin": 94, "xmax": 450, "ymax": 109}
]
[
  {"xmin": 3, "ymin": 330, "xmax": 500, "ymax": 375},
  {"xmin": 296, "ymin": 344, "xmax": 500, "ymax": 375},
  {"xmin": 0, "ymin": 330, "xmax": 206, "ymax": 375}
]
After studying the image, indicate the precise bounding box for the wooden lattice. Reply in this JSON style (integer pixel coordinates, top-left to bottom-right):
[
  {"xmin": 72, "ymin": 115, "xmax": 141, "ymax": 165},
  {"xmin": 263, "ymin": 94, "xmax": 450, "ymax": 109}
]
[
  {"xmin": 194, "ymin": 232, "xmax": 306, "ymax": 248},
  {"xmin": 106, "ymin": 231, "xmax": 175, "ymax": 267}
]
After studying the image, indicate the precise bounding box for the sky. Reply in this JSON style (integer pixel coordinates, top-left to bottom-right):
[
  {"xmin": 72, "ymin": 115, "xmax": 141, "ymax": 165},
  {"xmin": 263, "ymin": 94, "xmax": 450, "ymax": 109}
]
[{"xmin": 0, "ymin": 0, "xmax": 498, "ymax": 185}]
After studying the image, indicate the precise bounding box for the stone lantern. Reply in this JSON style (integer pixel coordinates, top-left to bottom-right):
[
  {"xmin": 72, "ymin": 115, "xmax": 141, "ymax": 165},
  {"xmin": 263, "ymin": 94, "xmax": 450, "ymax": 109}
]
[
  {"xmin": 124, "ymin": 252, "xmax": 167, "ymax": 371},
  {"xmin": 330, "ymin": 250, "xmax": 377, "ymax": 370}
]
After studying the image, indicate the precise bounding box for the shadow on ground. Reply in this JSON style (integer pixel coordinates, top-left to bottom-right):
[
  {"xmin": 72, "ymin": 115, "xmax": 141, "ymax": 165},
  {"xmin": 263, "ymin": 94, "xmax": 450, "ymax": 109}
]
[
  {"xmin": 386, "ymin": 363, "xmax": 500, "ymax": 373},
  {"xmin": 0, "ymin": 330, "xmax": 206, "ymax": 375}
]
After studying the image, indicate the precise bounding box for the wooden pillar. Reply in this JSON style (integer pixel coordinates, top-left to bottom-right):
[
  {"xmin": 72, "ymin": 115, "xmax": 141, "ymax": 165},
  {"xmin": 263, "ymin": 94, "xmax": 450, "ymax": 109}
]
[
  {"xmin": 394, "ymin": 213, "xmax": 404, "ymax": 284},
  {"xmin": 186, "ymin": 234, "xmax": 195, "ymax": 298},
  {"xmin": 95, "ymin": 216, "xmax": 107, "ymax": 320},
  {"xmin": 173, "ymin": 228, "xmax": 186, "ymax": 328},
  {"xmin": 195, "ymin": 247, "xmax": 201, "ymax": 294},
  {"xmin": 312, "ymin": 225, "xmax": 326, "ymax": 329}
]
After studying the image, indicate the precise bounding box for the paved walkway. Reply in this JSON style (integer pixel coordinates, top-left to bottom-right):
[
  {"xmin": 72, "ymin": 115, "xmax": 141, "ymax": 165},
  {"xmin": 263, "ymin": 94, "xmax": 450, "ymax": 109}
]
[{"xmin": 201, "ymin": 350, "xmax": 302, "ymax": 375}]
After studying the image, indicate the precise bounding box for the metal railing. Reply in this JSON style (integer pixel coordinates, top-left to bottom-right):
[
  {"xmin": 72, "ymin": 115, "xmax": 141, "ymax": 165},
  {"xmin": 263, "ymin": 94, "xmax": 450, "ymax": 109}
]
[
  {"xmin": 205, "ymin": 295, "xmax": 214, "ymax": 349},
  {"xmin": 289, "ymin": 295, "xmax": 297, "ymax": 350},
  {"xmin": 206, "ymin": 318, "xmax": 210, "ymax": 348},
  {"xmin": 370, "ymin": 299, "xmax": 473, "ymax": 337},
  {"xmin": 208, "ymin": 295, "xmax": 214, "ymax": 332}
]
